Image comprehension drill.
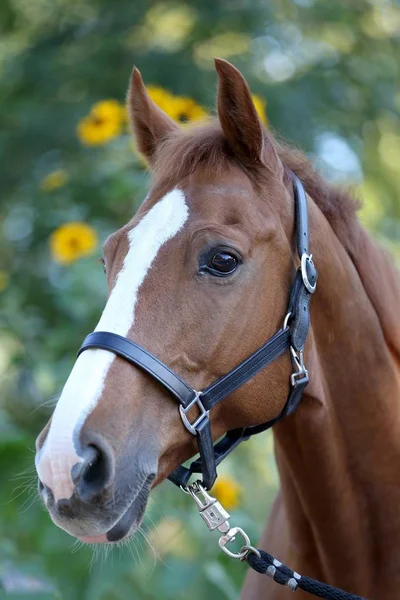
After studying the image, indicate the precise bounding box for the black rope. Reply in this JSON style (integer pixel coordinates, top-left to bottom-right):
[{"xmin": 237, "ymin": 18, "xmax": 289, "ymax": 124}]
[{"xmin": 246, "ymin": 549, "xmax": 367, "ymax": 599}]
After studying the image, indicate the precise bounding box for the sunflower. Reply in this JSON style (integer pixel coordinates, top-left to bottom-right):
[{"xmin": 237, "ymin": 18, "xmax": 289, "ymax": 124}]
[
  {"xmin": 77, "ymin": 100, "xmax": 126, "ymax": 146},
  {"xmin": 50, "ymin": 222, "xmax": 98, "ymax": 265},
  {"xmin": 40, "ymin": 169, "xmax": 69, "ymax": 192},
  {"xmin": 146, "ymin": 85, "xmax": 176, "ymax": 115},
  {"xmin": 146, "ymin": 85, "xmax": 207, "ymax": 123},
  {"xmin": 252, "ymin": 94, "xmax": 268, "ymax": 126},
  {"xmin": 169, "ymin": 95, "xmax": 207, "ymax": 123},
  {"xmin": 212, "ymin": 475, "xmax": 241, "ymax": 510}
]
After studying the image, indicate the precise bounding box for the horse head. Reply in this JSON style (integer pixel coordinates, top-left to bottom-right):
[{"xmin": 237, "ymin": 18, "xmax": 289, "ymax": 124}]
[{"xmin": 35, "ymin": 59, "xmax": 298, "ymax": 543}]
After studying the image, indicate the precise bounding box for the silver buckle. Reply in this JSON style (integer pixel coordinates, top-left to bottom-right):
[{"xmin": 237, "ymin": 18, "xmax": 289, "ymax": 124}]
[
  {"xmin": 186, "ymin": 481, "xmax": 231, "ymax": 533},
  {"xmin": 301, "ymin": 253, "xmax": 317, "ymax": 294},
  {"xmin": 290, "ymin": 346, "xmax": 308, "ymax": 387},
  {"xmin": 218, "ymin": 527, "xmax": 251, "ymax": 559},
  {"xmin": 179, "ymin": 391, "xmax": 209, "ymax": 435},
  {"xmin": 283, "ymin": 311, "xmax": 292, "ymax": 330},
  {"xmin": 183, "ymin": 481, "xmax": 259, "ymax": 561}
]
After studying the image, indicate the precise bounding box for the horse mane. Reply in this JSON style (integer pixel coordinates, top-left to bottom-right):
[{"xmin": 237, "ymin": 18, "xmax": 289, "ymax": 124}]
[
  {"xmin": 152, "ymin": 119, "xmax": 400, "ymax": 359},
  {"xmin": 152, "ymin": 120, "xmax": 360, "ymax": 252}
]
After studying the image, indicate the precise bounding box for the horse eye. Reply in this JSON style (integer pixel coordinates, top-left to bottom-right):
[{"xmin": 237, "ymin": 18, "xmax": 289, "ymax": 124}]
[
  {"xmin": 99, "ymin": 258, "xmax": 106, "ymax": 274},
  {"xmin": 208, "ymin": 251, "xmax": 238, "ymax": 275}
]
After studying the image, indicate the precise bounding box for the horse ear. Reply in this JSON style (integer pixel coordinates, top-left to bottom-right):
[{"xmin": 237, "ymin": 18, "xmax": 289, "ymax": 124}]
[
  {"xmin": 127, "ymin": 67, "xmax": 179, "ymax": 164},
  {"xmin": 215, "ymin": 58, "xmax": 281, "ymax": 171}
]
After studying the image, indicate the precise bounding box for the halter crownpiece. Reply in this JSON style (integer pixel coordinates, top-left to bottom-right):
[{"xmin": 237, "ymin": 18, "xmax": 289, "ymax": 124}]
[{"xmin": 78, "ymin": 172, "xmax": 318, "ymax": 491}]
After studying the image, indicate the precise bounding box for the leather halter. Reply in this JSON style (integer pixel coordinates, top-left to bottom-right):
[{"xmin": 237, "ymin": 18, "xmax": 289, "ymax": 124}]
[{"xmin": 78, "ymin": 173, "xmax": 317, "ymax": 490}]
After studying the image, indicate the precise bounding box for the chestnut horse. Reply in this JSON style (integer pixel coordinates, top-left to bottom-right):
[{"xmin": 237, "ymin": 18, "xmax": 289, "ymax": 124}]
[{"xmin": 35, "ymin": 59, "xmax": 400, "ymax": 599}]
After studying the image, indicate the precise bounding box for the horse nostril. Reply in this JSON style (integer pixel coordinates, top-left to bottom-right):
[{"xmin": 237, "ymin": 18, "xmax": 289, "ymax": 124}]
[
  {"xmin": 38, "ymin": 479, "xmax": 54, "ymax": 508},
  {"xmin": 82, "ymin": 445, "xmax": 106, "ymax": 486},
  {"xmin": 74, "ymin": 440, "xmax": 114, "ymax": 501}
]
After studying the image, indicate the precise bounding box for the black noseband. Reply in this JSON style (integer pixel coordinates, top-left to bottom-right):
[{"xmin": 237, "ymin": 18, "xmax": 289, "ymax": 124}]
[{"xmin": 77, "ymin": 173, "xmax": 317, "ymax": 490}]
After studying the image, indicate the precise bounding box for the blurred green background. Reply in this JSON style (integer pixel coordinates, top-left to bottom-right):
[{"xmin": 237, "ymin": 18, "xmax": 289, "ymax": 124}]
[{"xmin": 1, "ymin": 0, "xmax": 400, "ymax": 598}]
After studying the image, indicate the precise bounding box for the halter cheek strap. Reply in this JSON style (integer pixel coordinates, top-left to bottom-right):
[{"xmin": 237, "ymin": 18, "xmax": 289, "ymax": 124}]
[{"xmin": 77, "ymin": 172, "xmax": 317, "ymax": 490}]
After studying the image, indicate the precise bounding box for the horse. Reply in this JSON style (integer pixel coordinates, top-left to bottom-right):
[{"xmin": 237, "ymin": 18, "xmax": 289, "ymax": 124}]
[{"xmin": 35, "ymin": 58, "xmax": 400, "ymax": 599}]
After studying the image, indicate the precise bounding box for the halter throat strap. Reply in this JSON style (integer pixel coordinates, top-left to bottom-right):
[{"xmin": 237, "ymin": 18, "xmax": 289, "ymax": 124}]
[{"xmin": 77, "ymin": 172, "xmax": 317, "ymax": 490}]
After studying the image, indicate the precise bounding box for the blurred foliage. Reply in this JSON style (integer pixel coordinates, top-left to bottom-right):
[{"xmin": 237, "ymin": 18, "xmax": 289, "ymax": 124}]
[{"xmin": 0, "ymin": 0, "xmax": 399, "ymax": 598}]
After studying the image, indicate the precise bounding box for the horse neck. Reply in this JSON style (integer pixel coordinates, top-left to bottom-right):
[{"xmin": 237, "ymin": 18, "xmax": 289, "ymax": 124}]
[{"xmin": 273, "ymin": 196, "xmax": 400, "ymax": 592}]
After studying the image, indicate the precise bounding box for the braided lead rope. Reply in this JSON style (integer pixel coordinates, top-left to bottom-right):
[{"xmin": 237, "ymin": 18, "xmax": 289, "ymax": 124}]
[
  {"xmin": 182, "ymin": 483, "xmax": 368, "ymax": 600},
  {"xmin": 246, "ymin": 549, "xmax": 367, "ymax": 600}
]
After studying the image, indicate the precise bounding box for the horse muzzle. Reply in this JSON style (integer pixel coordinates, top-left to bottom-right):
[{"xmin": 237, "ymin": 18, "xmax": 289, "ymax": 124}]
[{"xmin": 36, "ymin": 428, "xmax": 157, "ymax": 543}]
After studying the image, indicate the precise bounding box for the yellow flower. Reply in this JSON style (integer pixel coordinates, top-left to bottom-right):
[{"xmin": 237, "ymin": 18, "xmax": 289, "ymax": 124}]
[
  {"xmin": 92, "ymin": 99, "xmax": 126, "ymax": 123},
  {"xmin": 40, "ymin": 169, "xmax": 69, "ymax": 192},
  {"xmin": 50, "ymin": 222, "xmax": 98, "ymax": 265},
  {"xmin": 77, "ymin": 99, "xmax": 125, "ymax": 146},
  {"xmin": 212, "ymin": 475, "xmax": 241, "ymax": 510},
  {"xmin": 170, "ymin": 96, "xmax": 207, "ymax": 123},
  {"xmin": 252, "ymin": 94, "xmax": 268, "ymax": 126},
  {"xmin": 0, "ymin": 270, "xmax": 9, "ymax": 292},
  {"xmin": 146, "ymin": 85, "xmax": 175, "ymax": 114},
  {"xmin": 147, "ymin": 86, "xmax": 207, "ymax": 123}
]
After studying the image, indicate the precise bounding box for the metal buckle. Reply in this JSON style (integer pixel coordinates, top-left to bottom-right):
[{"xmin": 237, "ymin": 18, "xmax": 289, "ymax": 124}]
[
  {"xmin": 183, "ymin": 481, "xmax": 258, "ymax": 561},
  {"xmin": 283, "ymin": 311, "xmax": 292, "ymax": 330},
  {"xmin": 218, "ymin": 527, "xmax": 251, "ymax": 559},
  {"xmin": 301, "ymin": 253, "xmax": 317, "ymax": 294},
  {"xmin": 186, "ymin": 481, "xmax": 231, "ymax": 533},
  {"xmin": 290, "ymin": 346, "xmax": 308, "ymax": 387},
  {"xmin": 179, "ymin": 391, "xmax": 209, "ymax": 435}
]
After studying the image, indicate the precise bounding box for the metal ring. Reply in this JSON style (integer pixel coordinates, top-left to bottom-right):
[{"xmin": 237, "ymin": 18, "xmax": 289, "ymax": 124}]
[
  {"xmin": 218, "ymin": 527, "xmax": 250, "ymax": 559},
  {"xmin": 180, "ymin": 479, "xmax": 203, "ymax": 495},
  {"xmin": 301, "ymin": 253, "xmax": 317, "ymax": 294},
  {"xmin": 283, "ymin": 311, "xmax": 292, "ymax": 330},
  {"xmin": 240, "ymin": 545, "xmax": 262, "ymax": 560}
]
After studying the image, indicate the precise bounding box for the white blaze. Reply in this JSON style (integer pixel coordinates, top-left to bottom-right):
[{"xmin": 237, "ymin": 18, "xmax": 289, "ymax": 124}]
[{"xmin": 36, "ymin": 189, "xmax": 189, "ymax": 501}]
